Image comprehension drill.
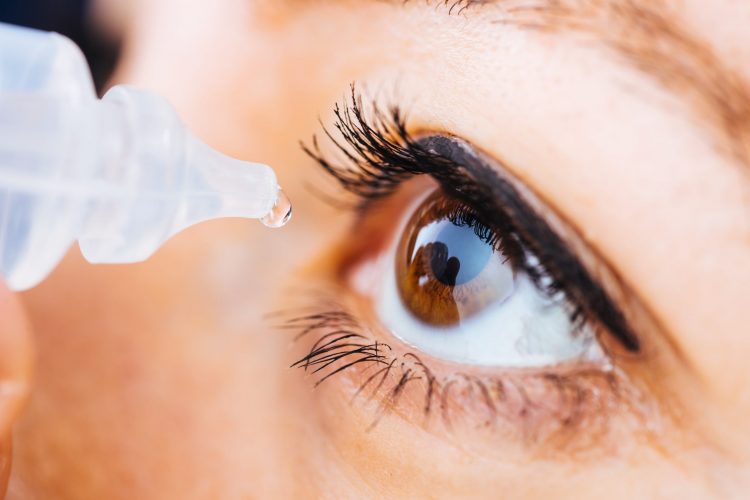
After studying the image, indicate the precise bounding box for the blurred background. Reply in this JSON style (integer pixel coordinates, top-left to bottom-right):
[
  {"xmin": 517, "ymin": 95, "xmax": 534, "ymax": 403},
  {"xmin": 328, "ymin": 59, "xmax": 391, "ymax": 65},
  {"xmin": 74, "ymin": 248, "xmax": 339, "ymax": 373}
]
[{"xmin": 0, "ymin": 0, "xmax": 124, "ymax": 91}]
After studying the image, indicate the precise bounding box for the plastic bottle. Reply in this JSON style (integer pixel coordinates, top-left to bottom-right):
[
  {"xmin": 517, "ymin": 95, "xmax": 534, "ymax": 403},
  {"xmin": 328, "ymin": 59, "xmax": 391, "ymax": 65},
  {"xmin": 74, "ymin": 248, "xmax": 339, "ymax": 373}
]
[{"xmin": 0, "ymin": 22, "xmax": 291, "ymax": 291}]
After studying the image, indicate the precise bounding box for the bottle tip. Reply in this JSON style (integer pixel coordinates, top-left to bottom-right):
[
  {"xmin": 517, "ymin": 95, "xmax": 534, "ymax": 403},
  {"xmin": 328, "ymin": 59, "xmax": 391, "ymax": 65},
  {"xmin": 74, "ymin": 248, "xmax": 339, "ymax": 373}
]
[{"xmin": 261, "ymin": 188, "xmax": 292, "ymax": 228}]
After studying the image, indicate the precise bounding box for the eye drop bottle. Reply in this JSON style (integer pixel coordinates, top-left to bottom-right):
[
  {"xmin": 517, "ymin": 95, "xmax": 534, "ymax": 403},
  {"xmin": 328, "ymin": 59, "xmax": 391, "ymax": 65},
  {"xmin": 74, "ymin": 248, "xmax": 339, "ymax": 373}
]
[{"xmin": 0, "ymin": 22, "xmax": 291, "ymax": 291}]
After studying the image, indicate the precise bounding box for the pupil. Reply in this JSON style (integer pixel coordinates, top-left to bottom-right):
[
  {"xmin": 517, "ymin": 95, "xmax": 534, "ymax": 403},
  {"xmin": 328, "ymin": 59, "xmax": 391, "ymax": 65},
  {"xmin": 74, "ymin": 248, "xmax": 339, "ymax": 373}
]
[{"xmin": 428, "ymin": 220, "xmax": 492, "ymax": 286}]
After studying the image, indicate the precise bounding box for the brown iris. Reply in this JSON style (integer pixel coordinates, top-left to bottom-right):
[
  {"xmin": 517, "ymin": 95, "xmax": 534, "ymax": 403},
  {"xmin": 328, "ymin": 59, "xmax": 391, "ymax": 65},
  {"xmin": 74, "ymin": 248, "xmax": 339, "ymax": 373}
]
[{"xmin": 396, "ymin": 190, "xmax": 516, "ymax": 326}]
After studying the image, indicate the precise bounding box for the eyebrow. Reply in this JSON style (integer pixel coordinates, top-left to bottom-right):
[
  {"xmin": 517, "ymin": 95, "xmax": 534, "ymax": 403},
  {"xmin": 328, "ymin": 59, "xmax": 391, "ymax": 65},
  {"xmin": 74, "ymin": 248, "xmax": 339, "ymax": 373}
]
[{"xmin": 408, "ymin": 1, "xmax": 750, "ymax": 168}]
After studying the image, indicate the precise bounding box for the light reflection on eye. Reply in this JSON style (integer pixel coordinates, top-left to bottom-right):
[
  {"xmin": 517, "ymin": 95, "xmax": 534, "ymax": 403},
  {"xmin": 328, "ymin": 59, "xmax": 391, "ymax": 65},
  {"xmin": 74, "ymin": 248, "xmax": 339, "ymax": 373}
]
[
  {"xmin": 396, "ymin": 190, "xmax": 516, "ymax": 326},
  {"xmin": 364, "ymin": 189, "xmax": 605, "ymax": 367}
]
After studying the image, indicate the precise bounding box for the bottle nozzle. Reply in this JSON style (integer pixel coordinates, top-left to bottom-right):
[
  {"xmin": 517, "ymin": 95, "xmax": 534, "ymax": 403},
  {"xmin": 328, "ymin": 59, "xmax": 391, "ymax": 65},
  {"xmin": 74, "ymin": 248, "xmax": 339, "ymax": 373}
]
[
  {"xmin": 261, "ymin": 188, "xmax": 292, "ymax": 228},
  {"xmin": 77, "ymin": 85, "xmax": 290, "ymax": 265}
]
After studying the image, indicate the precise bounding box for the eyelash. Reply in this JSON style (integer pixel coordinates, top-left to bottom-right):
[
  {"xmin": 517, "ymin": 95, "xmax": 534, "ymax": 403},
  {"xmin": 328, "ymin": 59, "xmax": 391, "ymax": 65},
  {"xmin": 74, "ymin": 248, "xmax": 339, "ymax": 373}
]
[
  {"xmin": 302, "ymin": 91, "xmax": 549, "ymax": 289},
  {"xmin": 285, "ymin": 86, "xmax": 650, "ymax": 450},
  {"xmin": 278, "ymin": 294, "xmax": 641, "ymax": 453}
]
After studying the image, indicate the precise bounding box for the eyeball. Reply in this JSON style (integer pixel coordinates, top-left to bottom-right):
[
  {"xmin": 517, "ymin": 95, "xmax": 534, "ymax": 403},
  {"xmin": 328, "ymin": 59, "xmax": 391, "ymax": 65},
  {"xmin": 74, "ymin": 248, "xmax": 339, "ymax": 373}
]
[{"xmin": 368, "ymin": 189, "xmax": 604, "ymax": 367}]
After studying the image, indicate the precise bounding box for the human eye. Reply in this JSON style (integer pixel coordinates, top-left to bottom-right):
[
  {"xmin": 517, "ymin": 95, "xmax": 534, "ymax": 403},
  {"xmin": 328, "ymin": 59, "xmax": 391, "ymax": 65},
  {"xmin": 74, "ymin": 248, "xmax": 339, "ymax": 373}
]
[
  {"xmin": 375, "ymin": 187, "xmax": 605, "ymax": 368},
  {"xmin": 285, "ymin": 87, "xmax": 666, "ymax": 453}
]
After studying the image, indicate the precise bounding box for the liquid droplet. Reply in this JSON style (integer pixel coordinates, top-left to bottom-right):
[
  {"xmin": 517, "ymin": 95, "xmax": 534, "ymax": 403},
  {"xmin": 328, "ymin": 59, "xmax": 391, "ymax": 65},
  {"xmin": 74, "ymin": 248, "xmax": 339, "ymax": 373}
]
[{"xmin": 261, "ymin": 188, "xmax": 292, "ymax": 228}]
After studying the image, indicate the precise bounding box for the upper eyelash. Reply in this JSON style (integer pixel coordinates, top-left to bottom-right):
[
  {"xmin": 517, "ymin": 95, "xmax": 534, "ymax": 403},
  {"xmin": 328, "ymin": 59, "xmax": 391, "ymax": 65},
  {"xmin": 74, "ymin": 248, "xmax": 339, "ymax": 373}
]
[
  {"xmin": 302, "ymin": 90, "xmax": 537, "ymax": 294},
  {"xmin": 442, "ymin": 200, "xmax": 528, "ymax": 267},
  {"xmin": 302, "ymin": 86, "xmax": 457, "ymax": 205},
  {"xmin": 303, "ymin": 85, "xmax": 641, "ymax": 352}
]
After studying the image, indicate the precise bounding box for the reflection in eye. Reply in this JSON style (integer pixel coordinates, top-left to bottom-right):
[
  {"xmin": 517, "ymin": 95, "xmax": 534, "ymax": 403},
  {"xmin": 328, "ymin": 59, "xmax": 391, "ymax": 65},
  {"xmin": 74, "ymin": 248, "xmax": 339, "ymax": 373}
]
[
  {"xmin": 374, "ymin": 189, "xmax": 603, "ymax": 367},
  {"xmin": 396, "ymin": 191, "xmax": 516, "ymax": 326}
]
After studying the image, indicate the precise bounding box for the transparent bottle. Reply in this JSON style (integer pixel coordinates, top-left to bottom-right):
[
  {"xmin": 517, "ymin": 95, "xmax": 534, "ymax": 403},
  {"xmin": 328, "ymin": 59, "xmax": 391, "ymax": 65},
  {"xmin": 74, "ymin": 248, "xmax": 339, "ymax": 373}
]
[{"xmin": 0, "ymin": 23, "xmax": 290, "ymax": 291}]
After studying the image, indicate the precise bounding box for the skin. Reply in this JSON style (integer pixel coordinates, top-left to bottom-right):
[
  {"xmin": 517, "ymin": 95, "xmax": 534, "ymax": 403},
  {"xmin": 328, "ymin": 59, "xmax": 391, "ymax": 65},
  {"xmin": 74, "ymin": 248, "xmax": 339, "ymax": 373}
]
[
  {"xmin": 3, "ymin": 0, "xmax": 750, "ymax": 497},
  {"xmin": 0, "ymin": 283, "xmax": 32, "ymax": 497}
]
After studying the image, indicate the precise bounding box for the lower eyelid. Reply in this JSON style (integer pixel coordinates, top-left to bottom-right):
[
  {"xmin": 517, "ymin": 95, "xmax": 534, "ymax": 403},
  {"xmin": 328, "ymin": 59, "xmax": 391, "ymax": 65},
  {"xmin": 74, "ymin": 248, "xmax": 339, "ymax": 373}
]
[{"xmin": 283, "ymin": 283, "xmax": 660, "ymax": 458}]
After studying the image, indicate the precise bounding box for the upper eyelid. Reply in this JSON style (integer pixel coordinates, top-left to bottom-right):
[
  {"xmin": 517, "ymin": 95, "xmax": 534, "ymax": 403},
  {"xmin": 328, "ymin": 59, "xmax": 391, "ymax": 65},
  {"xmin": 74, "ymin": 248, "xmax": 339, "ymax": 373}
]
[
  {"xmin": 415, "ymin": 134, "xmax": 642, "ymax": 352},
  {"xmin": 422, "ymin": 135, "xmax": 695, "ymax": 372},
  {"xmin": 441, "ymin": 138, "xmax": 681, "ymax": 360},
  {"xmin": 303, "ymin": 91, "xmax": 643, "ymax": 353}
]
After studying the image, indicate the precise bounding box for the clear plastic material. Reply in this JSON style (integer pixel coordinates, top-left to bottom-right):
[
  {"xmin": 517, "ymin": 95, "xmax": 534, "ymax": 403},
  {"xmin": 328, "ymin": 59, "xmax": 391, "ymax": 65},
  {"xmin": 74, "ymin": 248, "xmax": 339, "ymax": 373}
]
[
  {"xmin": 0, "ymin": 23, "xmax": 288, "ymax": 291},
  {"xmin": 260, "ymin": 189, "xmax": 293, "ymax": 228}
]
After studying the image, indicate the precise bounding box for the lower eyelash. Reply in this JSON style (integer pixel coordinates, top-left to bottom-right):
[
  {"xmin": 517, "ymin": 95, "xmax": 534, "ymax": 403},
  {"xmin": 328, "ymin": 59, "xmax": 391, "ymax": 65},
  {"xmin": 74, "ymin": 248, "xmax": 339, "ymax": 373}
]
[{"xmin": 276, "ymin": 288, "xmax": 652, "ymax": 456}]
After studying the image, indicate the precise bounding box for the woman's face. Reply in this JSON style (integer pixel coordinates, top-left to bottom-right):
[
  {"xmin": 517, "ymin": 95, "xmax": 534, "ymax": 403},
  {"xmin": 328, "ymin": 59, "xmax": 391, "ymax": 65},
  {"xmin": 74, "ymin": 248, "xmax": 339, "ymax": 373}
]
[{"xmin": 9, "ymin": 1, "xmax": 750, "ymax": 497}]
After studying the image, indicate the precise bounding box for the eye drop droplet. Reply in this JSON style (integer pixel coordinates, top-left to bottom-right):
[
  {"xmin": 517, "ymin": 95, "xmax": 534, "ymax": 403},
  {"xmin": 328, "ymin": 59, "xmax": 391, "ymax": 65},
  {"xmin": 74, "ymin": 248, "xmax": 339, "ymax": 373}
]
[{"xmin": 261, "ymin": 188, "xmax": 292, "ymax": 228}]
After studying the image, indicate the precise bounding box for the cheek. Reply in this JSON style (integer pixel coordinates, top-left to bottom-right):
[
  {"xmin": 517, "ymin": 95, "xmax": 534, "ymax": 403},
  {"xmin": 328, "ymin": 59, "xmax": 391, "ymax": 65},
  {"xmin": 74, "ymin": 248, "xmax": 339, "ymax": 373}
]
[
  {"xmin": 0, "ymin": 438, "xmax": 11, "ymax": 495},
  {"xmin": 0, "ymin": 281, "xmax": 33, "ymax": 494}
]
